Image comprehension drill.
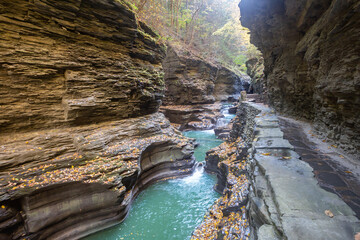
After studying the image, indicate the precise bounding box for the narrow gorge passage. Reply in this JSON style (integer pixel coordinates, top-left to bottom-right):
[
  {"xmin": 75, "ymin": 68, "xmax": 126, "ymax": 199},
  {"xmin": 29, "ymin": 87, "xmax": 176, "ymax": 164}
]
[
  {"xmin": 1, "ymin": 0, "xmax": 359, "ymax": 239},
  {"xmin": 85, "ymin": 126, "xmax": 229, "ymax": 239}
]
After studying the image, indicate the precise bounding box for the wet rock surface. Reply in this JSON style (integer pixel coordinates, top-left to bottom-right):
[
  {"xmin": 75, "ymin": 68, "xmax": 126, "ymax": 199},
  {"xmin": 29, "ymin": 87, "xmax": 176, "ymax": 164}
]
[
  {"xmin": 246, "ymin": 102, "xmax": 360, "ymax": 239},
  {"xmin": 193, "ymin": 140, "xmax": 251, "ymax": 240},
  {"xmin": 240, "ymin": 0, "xmax": 360, "ymax": 156},
  {"xmin": 195, "ymin": 101, "xmax": 360, "ymax": 240},
  {"xmin": 279, "ymin": 118, "xmax": 360, "ymax": 218}
]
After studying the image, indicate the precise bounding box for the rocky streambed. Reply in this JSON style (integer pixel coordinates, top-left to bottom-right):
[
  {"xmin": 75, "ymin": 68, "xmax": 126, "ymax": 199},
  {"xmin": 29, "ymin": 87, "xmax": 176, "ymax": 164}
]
[
  {"xmin": 84, "ymin": 130, "xmax": 222, "ymax": 240},
  {"xmin": 83, "ymin": 103, "xmax": 237, "ymax": 239}
]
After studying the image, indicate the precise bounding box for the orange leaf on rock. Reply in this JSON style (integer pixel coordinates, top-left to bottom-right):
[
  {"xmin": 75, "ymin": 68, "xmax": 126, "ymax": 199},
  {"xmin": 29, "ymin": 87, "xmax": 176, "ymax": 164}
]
[{"xmin": 325, "ymin": 210, "xmax": 334, "ymax": 218}]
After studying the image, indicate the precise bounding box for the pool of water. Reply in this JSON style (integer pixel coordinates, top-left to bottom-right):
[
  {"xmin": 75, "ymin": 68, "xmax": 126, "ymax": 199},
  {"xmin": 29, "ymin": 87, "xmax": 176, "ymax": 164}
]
[{"xmin": 84, "ymin": 130, "xmax": 222, "ymax": 240}]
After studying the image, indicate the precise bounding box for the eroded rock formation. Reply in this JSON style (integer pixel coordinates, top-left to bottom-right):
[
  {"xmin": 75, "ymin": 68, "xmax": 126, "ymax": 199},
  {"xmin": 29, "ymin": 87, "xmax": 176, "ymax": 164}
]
[
  {"xmin": 160, "ymin": 103, "xmax": 223, "ymax": 131},
  {"xmin": 0, "ymin": 0, "xmax": 166, "ymax": 133},
  {"xmin": 246, "ymin": 57, "xmax": 265, "ymax": 96},
  {"xmin": 0, "ymin": 0, "xmax": 195, "ymax": 239},
  {"xmin": 163, "ymin": 45, "xmax": 250, "ymax": 105},
  {"xmin": 240, "ymin": 0, "xmax": 360, "ymax": 156},
  {"xmin": 160, "ymin": 45, "xmax": 250, "ymax": 130}
]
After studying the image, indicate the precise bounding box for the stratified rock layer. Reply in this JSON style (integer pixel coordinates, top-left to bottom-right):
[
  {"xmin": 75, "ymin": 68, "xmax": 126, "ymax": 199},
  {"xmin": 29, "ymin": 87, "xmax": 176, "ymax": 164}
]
[
  {"xmin": 240, "ymin": 0, "xmax": 360, "ymax": 156},
  {"xmin": 160, "ymin": 103, "xmax": 222, "ymax": 131},
  {"xmin": 245, "ymin": 57, "xmax": 265, "ymax": 96},
  {"xmin": 162, "ymin": 45, "xmax": 249, "ymax": 105},
  {"xmin": 0, "ymin": 0, "xmax": 165, "ymax": 134},
  {"xmin": 0, "ymin": 0, "xmax": 195, "ymax": 239},
  {"xmin": 0, "ymin": 113, "xmax": 195, "ymax": 239}
]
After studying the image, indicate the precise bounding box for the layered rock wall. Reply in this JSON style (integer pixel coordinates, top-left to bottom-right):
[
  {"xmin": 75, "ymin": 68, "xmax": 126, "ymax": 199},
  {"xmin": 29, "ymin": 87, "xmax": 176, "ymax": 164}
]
[
  {"xmin": 240, "ymin": 0, "xmax": 360, "ymax": 155},
  {"xmin": 162, "ymin": 45, "xmax": 249, "ymax": 105},
  {"xmin": 0, "ymin": 1, "xmax": 195, "ymax": 239},
  {"xmin": 245, "ymin": 57, "xmax": 265, "ymax": 96},
  {"xmin": 0, "ymin": 0, "xmax": 165, "ymax": 133}
]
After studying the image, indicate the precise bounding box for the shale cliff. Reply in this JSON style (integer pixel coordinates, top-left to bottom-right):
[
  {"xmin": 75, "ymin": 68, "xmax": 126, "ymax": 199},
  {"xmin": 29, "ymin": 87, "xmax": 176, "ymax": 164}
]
[
  {"xmin": 162, "ymin": 45, "xmax": 250, "ymax": 105},
  {"xmin": 160, "ymin": 45, "xmax": 249, "ymax": 130},
  {"xmin": 240, "ymin": 0, "xmax": 360, "ymax": 156},
  {"xmin": 0, "ymin": 1, "xmax": 195, "ymax": 239}
]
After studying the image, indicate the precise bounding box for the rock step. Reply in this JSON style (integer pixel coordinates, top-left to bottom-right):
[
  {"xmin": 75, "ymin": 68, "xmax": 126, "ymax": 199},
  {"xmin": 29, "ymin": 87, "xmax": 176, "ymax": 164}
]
[
  {"xmin": 279, "ymin": 118, "xmax": 360, "ymax": 219},
  {"xmin": 246, "ymin": 102, "xmax": 360, "ymax": 240}
]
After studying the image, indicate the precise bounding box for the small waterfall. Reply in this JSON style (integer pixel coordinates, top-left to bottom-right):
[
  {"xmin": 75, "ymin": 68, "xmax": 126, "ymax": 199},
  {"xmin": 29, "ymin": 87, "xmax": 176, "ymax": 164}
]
[
  {"xmin": 216, "ymin": 103, "xmax": 235, "ymax": 127},
  {"xmin": 183, "ymin": 162, "xmax": 204, "ymax": 184},
  {"xmin": 216, "ymin": 118, "xmax": 227, "ymax": 128}
]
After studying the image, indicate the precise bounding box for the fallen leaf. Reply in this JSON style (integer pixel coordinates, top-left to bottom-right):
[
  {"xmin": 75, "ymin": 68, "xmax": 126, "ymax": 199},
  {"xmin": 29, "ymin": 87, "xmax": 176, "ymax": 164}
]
[
  {"xmin": 345, "ymin": 171, "xmax": 352, "ymax": 174},
  {"xmin": 282, "ymin": 156, "xmax": 292, "ymax": 159},
  {"xmin": 355, "ymin": 232, "xmax": 360, "ymax": 240},
  {"xmin": 325, "ymin": 210, "xmax": 334, "ymax": 218},
  {"xmin": 261, "ymin": 153, "xmax": 271, "ymax": 156}
]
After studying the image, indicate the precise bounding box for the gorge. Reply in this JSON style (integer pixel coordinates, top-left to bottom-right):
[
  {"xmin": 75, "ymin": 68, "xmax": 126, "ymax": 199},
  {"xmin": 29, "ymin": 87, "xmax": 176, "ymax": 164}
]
[{"xmin": 0, "ymin": 0, "xmax": 359, "ymax": 240}]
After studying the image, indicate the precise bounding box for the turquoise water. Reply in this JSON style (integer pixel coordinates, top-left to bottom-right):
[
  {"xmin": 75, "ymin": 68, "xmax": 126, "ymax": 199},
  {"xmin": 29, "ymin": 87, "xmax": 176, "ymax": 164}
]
[{"xmin": 85, "ymin": 130, "xmax": 222, "ymax": 240}]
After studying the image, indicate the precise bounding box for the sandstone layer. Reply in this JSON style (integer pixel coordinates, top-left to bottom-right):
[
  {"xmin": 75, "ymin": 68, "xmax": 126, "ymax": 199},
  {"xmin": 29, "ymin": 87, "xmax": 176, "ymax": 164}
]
[
  {"xmin": 161, "ymin": 45, "xmax": 250, "ymax": 130},
  {"xmin": 0, "ymin": 0, "xmax": 165, "ymax": 134},
  {"xmin": 240, "ymin": 0, "xmax": 360, "ymax": 156},
  {"xmin": 0, "ymin": 0, "xmax": 195, "ymax": 239},
  {"xmin": 162, "ymin": 45, "xmax": 250, "ymax": 105},
  {"xmin": 160, "ymin": 103, "xmax": 222, "ymax": 131}
]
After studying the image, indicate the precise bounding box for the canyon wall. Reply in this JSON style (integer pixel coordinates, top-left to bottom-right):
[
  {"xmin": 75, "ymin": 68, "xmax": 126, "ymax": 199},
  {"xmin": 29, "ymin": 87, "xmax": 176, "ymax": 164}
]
[
  {"xmin": 246, "ymin": 57, "xmax": 265, "ymax": 96},
  {"xmin": 240, "ymin": 0, "xmax": 360, "ymax": 156},
  {"xmin": 0, "ymin": 0, "xmax": 195, "ymax": 239},
  {"xmin": 162, "ymin": 45, "xmax": 250, "ymax": 105},
  {"xmin": 161, "ymin": 45, "xmax": 250, "ymax": 130}
]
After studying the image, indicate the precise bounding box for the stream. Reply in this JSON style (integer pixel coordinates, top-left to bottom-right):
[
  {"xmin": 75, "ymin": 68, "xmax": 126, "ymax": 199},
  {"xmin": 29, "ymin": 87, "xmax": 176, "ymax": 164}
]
[{"xmin": 85, "ymin": 104, "xmax": 235, "ymax": 240}]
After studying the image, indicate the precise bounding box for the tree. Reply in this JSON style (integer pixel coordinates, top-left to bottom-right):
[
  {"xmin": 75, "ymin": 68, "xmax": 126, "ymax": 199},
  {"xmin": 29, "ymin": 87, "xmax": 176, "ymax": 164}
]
[{"xmin": 127, "ymin": 0, "xmax": 261, "ymax": 74}]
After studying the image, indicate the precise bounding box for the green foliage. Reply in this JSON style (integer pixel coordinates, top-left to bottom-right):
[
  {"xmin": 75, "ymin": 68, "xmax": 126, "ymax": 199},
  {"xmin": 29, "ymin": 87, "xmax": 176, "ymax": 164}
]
[
  {"xmin": 127, "ymin": 0, "xmax": 262, "ymax": 73},
  {"xmin": 233, "ymin": 55, "xmax": 246, "ymax": 66}
]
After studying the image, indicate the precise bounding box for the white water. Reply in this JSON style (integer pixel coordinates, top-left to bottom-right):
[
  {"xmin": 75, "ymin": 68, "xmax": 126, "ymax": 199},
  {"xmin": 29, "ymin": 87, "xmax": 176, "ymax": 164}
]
[{"xmin": 183, "ymin": 165, "xmax": 204, "ymax": 184}]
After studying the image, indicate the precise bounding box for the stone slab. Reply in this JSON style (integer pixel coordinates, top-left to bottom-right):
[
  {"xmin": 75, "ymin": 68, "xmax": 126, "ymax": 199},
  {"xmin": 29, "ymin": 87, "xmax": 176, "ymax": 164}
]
[
  {"xmin": 254, "ymin": 138, "xmax": 294, "ymax": 150},
  {"xmin": 255, "ymin": 127, "xmax": 284, "ymax": 139},
  {"xmin": 257, "ymin": 224, "xmax": 280, "ymax": 240},
  {"xmin": 247, "ymin": 102, "xmax": 360, "ymax": 240}
]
